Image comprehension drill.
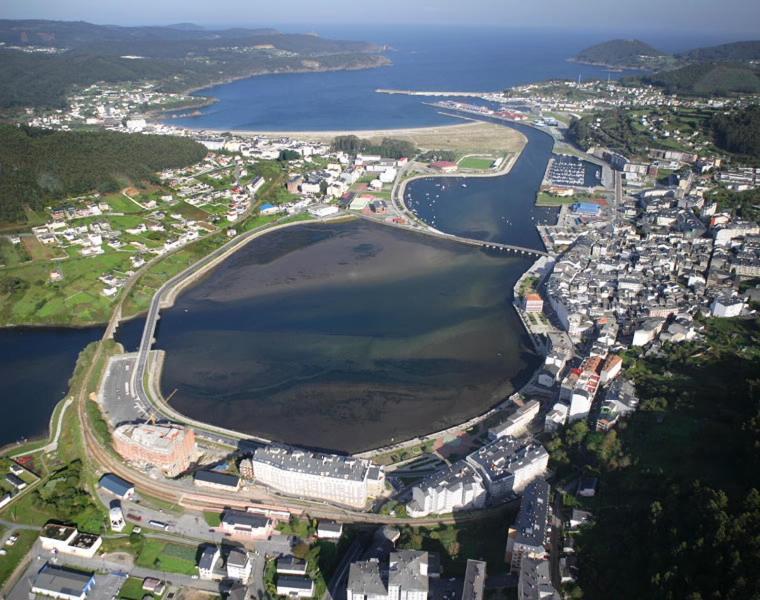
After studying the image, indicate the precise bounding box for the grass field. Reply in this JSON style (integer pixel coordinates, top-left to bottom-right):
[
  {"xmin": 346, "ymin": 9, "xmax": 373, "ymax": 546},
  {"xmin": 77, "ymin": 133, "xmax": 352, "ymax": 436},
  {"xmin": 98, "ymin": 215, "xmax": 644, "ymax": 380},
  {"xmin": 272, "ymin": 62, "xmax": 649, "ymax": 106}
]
[
  {"xmin": 0, "ymin": 250, "xmax": 133, "ymax": 326},
  {"xmin": 535, "ymin": 192, "xmax": 578, "ymax": 207},
  {"xmin": 104, "ymin": 193, "xmax": 144, "ymax": 214},
  {"xmin": 0, "ymin": 238, "xmax": 30, "ymax": 267},
  {"xmin": 0, "ymin": 530, "xmax": 39, "ymax": 588},
  {"xmin": 458, "ymin": 156, "xmax": 495, "ymax": 170},
  {"xmin": 203, "ymin": 511, "xmax": 222, "ymax": 527},
  {"xmin": 135, "ymin": 539, "xmax": 199, "ymax": 576},
  {"xmin": 118, "ymin": 577, "xmax": 150, "ymax": 600}
]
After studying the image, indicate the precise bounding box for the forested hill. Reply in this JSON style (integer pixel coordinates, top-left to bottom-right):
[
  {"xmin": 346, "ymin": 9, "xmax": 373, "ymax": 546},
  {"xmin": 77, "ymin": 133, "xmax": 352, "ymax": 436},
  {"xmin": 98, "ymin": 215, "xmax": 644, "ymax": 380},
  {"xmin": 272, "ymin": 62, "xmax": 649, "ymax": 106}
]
[
  {"xmin": 0, "ymin": 19, "xmax": 388, "ymax": 111},
  {"xmin": 572, "ymin": 39, "xmax": 666, "ymax": 68},
  {"xmin": 0, "ymin": 126, "xmax": 206, "ymax": 222},
  {"xmin": 678, "ymin": 40, "xmax": 760, "ymax": 62},
  {"xmin": 712, "ymin": 106, "xmax": 760, "ymax": 158},
  {"xmin": 631, "ymin": 62, "xmax": 760, "ymax": 96}
]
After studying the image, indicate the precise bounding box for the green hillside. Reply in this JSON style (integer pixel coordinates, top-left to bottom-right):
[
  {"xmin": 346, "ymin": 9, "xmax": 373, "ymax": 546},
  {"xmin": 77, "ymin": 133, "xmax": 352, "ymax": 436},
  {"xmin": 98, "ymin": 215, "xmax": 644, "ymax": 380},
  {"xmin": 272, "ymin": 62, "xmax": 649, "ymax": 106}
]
[
  {"xmin": 712, "ymin": 106, "xmax": 760, "ymax": 158},
  {"xmin": 680, "ymin": 40, "xmax": 760, "ymax": 62},
  {"xmin": 0, "ymin": 19, "xmax": 387, "ymax": 111},
  {"xmin": 633, "ymin": 62, "xmax": 760, "ymax": 96},
  {"xmin": 0, "ymin": 125, "xmax": 207, "ymax": 222},
  {"xmin": 573, "ymin": 39, "xmax": 666, "ymax": 68}
]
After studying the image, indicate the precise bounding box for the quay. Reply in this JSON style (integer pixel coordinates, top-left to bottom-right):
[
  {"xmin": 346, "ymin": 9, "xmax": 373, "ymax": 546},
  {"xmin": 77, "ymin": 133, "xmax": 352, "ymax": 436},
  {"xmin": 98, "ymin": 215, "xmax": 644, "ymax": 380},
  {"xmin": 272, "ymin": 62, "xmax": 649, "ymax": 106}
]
[{"xmin": 376, "ymin": 88, "xmax": 497, "ymax": 98}]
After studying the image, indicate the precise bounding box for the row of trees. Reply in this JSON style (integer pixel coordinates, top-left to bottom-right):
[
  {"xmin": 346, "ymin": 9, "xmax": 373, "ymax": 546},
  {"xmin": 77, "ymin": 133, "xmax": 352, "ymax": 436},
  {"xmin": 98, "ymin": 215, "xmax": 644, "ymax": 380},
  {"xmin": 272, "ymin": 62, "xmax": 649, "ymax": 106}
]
[
  {"xmin": 332, "ymin": 135, "xmax": 417, "ymax": 160},
  {"xmin": 0, "ymin": 125, "xmax": 207, "ymax": 222}
]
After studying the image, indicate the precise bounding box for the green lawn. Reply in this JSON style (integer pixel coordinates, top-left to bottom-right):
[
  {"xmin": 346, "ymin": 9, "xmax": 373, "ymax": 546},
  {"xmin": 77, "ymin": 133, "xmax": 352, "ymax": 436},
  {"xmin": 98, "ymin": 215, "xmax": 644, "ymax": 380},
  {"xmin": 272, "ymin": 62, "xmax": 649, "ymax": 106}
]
[
  {"xmin": 458, "ymin": 156, "xmax": 495, "ymax": 170},
  {"xmin": 118, "ymin": 577, "xmax": 147, "ymax": 600},
  {"xmin": 135, "ymin": 539, "xmax": 199, "ymax": 576},
  {"xmin": 0, "ymin": 249, "xmax": 134, "ymax": 326},
  {"xmin": 535, "ymin": 192, "xmax": 578, "ymax": 207},
  {"xmin": 0, "ymin": 238, "xmax": 30, "ymax": 267},
  {"xmin": 0, "ymin": 530, "xmax": 39, "ymax": 587},
  {"xmin": 277, "ymin": 517, "xmax": 315, "ymax": 539},
  {"xmin": 118, "ymin": 575, "xmax": 164, "ymax": 600},
  {"xmin": 203, "ymin": 511, "xmax": 222, "ymax": 527},
  {"xmin": 104, "ymin": 193, "xmax": 144, "ymax": 214}
]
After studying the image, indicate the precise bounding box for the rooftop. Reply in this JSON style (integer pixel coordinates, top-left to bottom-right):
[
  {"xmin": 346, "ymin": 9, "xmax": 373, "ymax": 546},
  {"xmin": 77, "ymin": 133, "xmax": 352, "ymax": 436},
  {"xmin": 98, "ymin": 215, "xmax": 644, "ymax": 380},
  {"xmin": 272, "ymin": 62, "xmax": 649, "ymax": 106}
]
[
  {"xmin": 194, "ymin": 470, "xmax": 240, "ymax": 488},
  {"xmin": 462, "ymin": 559, "xmax": 487, "ymax": 600},
  {"xmin": 253, "ymin": 444, "xmax": 373, "ymax": 482},
  {"xmin": 222, "ymin": 509, "xmax": 271, "ymax": 530},
  {"xmin": 32, "ymin": 564, "xmax": 94, "ymax": 595},
  {"xmin": 347, "ymin": 559, "xmax": 387, "ymax": 596},
  {"xmin": 467, "ymin": 437, "xmax": 548, "ymax": 483},
  {"xmin": 114, "ymin": 423, "xmax": 191, "ymax": 454},
  {"xmin": 389, "ymin": 550, "xmax": 429, "ymax": 593},
  {"xmin": 514, "ymin": 479, "xmax": 551, "ymax": 548}
]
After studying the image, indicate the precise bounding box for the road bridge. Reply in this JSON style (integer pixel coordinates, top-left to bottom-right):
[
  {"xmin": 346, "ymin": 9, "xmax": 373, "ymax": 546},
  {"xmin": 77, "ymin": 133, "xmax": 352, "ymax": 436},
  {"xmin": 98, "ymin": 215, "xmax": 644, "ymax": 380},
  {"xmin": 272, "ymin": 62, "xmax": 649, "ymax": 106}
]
[{"xmin": 360, "ymin": 215, "xmax": 549, "ymax": 258}]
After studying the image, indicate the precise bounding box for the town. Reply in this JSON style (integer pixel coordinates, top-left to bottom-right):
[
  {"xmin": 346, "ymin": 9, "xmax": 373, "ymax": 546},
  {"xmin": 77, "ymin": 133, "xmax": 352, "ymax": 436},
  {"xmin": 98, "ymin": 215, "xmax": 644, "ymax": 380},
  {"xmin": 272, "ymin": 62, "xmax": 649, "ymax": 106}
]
[{"xmin": 1, "ymin": 29, "xmax": 760, "ymax": 600}]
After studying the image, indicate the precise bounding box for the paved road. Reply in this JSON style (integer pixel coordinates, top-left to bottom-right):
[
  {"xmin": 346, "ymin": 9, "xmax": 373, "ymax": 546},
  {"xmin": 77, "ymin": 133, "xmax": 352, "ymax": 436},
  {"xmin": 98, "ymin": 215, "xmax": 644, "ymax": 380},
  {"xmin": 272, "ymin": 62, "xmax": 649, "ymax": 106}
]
[{"xmin": 248, "ymin": 550, "xmax": 268, "ymax": 600}]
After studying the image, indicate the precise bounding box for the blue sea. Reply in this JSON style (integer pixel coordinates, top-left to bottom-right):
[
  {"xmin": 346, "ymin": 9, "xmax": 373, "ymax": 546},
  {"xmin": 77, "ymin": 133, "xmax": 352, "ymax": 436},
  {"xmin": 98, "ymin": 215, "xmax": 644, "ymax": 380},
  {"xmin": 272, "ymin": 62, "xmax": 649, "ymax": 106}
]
[{"xmin": 166, "ymin": 26, "xmax": 735, "ymax": 132}]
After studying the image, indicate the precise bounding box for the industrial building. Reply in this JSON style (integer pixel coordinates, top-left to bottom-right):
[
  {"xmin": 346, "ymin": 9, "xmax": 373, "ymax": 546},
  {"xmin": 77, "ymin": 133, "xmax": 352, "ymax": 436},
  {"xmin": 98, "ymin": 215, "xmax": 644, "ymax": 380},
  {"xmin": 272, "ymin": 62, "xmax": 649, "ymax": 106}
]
[
  {"xmin": 98, "ymin": 473, "xmax": 135, "ymax": 499},
  {"xmin": 193, "ymin": 470, "xmax": 241, "ymax": 491},
  {"xmin": 31, "ymin": 564, "xmax": 95, "ymax": 600}
]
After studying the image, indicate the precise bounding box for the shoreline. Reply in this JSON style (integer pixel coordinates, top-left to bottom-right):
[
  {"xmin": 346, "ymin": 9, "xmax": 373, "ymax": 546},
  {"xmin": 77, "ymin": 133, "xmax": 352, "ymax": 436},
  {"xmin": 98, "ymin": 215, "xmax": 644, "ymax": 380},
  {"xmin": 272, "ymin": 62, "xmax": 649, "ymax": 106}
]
[
  {"xmin": 178, "ymin": 119, "xmax": 505, "ymax": 140},
  {"xmin": 150, "ymin": 55, "xmax": 392, "ymax": 124}
]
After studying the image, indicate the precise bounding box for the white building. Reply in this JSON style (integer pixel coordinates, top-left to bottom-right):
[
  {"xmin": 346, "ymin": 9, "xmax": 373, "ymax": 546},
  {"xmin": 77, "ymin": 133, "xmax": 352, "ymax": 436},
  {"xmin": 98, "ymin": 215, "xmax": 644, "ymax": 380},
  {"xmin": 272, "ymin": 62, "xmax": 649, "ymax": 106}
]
[
  {"xmin": 308, "ymin": 204, "xmax": 340, "ymax": 218},
  {"xmin": 316, "ymin": 520, "xmax": 344, "ymax": 540},
  {"xmin": 568, "ymin": 390, "xmax": 593, "ymax": 423},
  {"xmin": 544, "ymin": 403, "xmax": 569, "ymax": 433},
  {"xmin": 109, "ymin": 504, "xmax": 125, "ymax": 532},
  {"xmin": 489, "ymin": 400, "xmax": 541, "ymax": 439},
  {"xmin": 277, "ymin": 576, "xmax": 315, "ymax": 598},
  {"xmin": 220, "ymin": 509, "xmax": 273, "ymax": 540},
  {"xmin": 465, "ymin": 437, "xmax": 549, "ymax": 498},
  {"xmin": 632, "ymin": 318, "xmax": 665, "ymax": 347},
  {"xmin": 347, "ymin": 559, "xmax": 387, "ymax": 600},
  {"xmin": 710, "ymin": 296, "xmax": 744, "ymax": 318},
  {"xmin": 407, "ymin": 462, "xmax": 486, "ymax": 518},
  {"xmin": 252, "ymin": 444, "xmax": 385, "ymax": 509},
  {"xmin": 199, "ymin": 545, "xmax": 222, "ymax": 581},
  {"xmin": 388, "ymin": 551, "xmax": 429, "ymax": 600},
  {"xmin": 39, "ymin": 524, "xmax": 102, "ymax": 559},
  {"xmin": 226, "ymin": 549, "xmax": 252, "ymax": 581}
]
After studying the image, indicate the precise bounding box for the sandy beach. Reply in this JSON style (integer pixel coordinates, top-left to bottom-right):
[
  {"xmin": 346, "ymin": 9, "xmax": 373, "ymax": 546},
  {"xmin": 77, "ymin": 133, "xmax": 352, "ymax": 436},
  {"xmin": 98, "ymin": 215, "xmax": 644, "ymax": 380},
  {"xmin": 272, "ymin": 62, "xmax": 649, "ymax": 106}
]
[{"xmin": 207, "ymin": 119, "xmax": 527, "ymax": 154}]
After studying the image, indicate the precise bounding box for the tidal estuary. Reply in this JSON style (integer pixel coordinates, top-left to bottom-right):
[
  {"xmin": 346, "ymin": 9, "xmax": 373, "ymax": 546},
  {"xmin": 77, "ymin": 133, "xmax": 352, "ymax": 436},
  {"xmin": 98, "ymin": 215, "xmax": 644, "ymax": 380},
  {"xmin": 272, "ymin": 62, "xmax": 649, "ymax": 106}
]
[{"xmin": 156, "ymin": 220, "xmax": 539, "ymax": 453}]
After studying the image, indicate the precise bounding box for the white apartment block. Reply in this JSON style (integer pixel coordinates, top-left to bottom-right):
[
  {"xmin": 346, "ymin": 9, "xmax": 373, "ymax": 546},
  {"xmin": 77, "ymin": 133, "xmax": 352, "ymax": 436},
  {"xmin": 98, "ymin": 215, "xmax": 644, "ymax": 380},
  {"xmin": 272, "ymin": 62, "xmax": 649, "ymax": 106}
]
[
  {"xmin": 252, "ymin": 444, "xmax": 385, "ymax": 508},
  {"xmin": 407, "ymin": 461, "xmax": 486, "ymax": 517}
]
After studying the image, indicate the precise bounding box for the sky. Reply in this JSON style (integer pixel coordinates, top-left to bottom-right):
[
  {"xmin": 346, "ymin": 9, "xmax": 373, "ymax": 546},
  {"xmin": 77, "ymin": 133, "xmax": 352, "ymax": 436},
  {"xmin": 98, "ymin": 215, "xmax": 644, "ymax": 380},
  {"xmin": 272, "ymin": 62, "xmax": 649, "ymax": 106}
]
[{"xmin": 2, "ymin": 0, "xmax": 760, "ymax": 37}]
